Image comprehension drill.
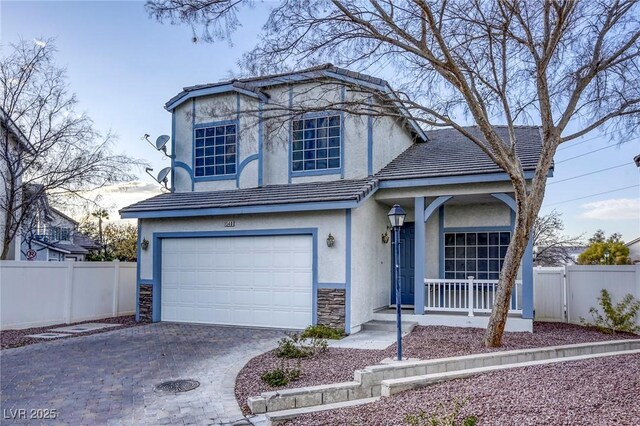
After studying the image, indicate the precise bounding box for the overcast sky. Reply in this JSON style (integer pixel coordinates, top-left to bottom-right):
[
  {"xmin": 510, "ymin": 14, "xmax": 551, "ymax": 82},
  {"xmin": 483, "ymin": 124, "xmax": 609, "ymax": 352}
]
[{"xmin": 2, "ymin": 1, "xmax": 638, "ymax": 242}]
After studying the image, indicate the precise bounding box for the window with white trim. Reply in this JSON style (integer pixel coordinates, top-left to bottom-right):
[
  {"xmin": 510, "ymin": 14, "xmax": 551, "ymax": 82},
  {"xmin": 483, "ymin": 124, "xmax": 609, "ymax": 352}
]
[
  {"xmin": 291, "ymin": 115, "xmax": 341, "ymax": 172},
  {"xmin": 444, "ymin": 231, "xmax": 511, "ymax": 280},
  {"xmin": 194, "ymin": 123, "xmax": 237, "ymax": 177}
]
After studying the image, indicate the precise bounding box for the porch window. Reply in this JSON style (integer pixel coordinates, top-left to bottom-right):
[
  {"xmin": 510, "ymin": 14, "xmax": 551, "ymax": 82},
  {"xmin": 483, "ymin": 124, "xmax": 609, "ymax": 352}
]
[
  {"xmin": 444, "ymin": 231, "xmax": 511, "ymax": 280},
  {"xmin": 194, "ymin": 123, "xmax": 237, "ymax": 177},
  {"xmin": 291, "ymin": 115, "xmax": 341, "ymax": 172}
]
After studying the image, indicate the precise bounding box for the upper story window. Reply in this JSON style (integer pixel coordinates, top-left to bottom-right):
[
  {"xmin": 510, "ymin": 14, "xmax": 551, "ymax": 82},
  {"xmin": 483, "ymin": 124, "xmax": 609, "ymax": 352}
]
[
  {"xmin": 194, "ymin": 123, "xmax": 237, "ymax": 177},
  {"xmin": 50, "ymin": 226, "xmax": 70, "ymax": 242},
  {"xmin": 444, "ymin": 231, "xmax": 511, "ymax": 280},
  {"xmin": 292, "ymin": 115, "xmax": 341, "ymax": 173}
]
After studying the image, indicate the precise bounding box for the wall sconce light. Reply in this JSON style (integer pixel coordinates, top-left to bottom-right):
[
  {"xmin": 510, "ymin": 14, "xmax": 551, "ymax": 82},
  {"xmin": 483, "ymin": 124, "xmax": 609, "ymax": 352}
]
[
  {"xmin": 141, "ymin": 238, "xmax": 149, "ymax": 251},
  {"xmin": 381, "ymin": 227, "xmax": 391, "ymax": 244},
  {"xmin": 326, "ymin": 233, "xmax": 335, "ymax": 247}
]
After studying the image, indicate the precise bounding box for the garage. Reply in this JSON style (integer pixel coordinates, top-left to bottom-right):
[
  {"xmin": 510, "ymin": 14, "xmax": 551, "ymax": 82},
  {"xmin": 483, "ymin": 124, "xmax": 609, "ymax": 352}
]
[{"xmin": 160, "ymin": 234, "xmax": 313, "ymax": 329}]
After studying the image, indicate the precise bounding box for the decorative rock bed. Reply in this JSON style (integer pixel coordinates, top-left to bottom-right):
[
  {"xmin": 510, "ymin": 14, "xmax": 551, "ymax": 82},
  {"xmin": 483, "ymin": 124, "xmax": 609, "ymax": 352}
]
[{"xmin": 235, "ymin": 322, "xmax": 639, "ymax": 416}]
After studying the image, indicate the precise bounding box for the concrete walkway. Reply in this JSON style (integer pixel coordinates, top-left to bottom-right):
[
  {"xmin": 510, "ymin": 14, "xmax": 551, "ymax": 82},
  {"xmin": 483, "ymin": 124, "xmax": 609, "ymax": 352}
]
[
  {"xmin": 0, "ymin": 323, "xmax": 285, "ymax": 425},
  {"xmin": 328, "ymin": 329, "xmax": 402, "ymax": 350}
]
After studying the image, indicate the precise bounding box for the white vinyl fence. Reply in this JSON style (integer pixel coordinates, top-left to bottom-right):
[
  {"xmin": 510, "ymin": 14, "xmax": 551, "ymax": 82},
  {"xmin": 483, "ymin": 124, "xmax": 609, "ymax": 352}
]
[
  {"xmin": 534, "ymin": 265, "xmax": 640, "ymax": 326},
  {"xmin": 0, "ymin": 260, "xmax": 136, "ymax": 330}
]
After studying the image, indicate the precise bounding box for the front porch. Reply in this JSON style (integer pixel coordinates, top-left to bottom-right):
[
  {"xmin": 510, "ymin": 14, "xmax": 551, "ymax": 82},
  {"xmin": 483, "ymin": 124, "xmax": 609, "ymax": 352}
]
[
  {"xmin": 374, "ymin": 189, "xmax": 534, "ymax": 332},
  {"xmin": 373, "ymin": 276, "xmax": 530, "ymax": 332}
]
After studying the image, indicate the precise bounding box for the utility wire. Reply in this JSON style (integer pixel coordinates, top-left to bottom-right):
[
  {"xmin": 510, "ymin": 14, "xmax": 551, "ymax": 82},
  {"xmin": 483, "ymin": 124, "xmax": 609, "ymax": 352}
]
[
  {"xmin": 544, "ymin": 185, "xmax": 639, "ymax": 206},
  {"xmin": 555, "ymin": 136, "xmax": 639, "ymax": 163},
  {"xmin": 557, "ymin": 133, "xmax": 611, "ymax": 151},
  {"xmin": 554, "ymin": 144, "xmax": 619, "ymax": 164},
  {"xmin": 547, "ymin": 163, "xmax": 633, "ymax": 185}
]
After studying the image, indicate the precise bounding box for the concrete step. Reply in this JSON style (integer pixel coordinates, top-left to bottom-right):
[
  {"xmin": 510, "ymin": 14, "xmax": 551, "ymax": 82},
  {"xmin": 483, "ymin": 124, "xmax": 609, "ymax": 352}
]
[
  {"xmin": 361, "ymin": 319, "xmax": 417, "ymax": 333},
  {"xmin": 265, "ymin": 397, "xmax": 380, "ymax": 425},
  {"xmin": 381, "ymin": 348, "xmax": 640, "ymax": 397}
]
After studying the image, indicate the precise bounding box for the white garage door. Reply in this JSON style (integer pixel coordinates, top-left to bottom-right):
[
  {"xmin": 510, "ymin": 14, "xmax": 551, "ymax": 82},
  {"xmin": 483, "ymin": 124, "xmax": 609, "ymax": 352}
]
[{"xmin": 161, "ymin": 235, "xmax": 313, "ymax": 329}]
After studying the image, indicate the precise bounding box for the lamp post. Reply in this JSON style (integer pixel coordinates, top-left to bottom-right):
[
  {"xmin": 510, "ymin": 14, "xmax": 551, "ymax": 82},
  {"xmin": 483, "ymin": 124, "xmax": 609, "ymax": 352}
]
[
  {"xmin": 388, "ymin": 204, "xmax": 407, "ymax": 361},
  {"xmin": 604, "ymin": 249, "xmax": 610, "ymax": 265}
]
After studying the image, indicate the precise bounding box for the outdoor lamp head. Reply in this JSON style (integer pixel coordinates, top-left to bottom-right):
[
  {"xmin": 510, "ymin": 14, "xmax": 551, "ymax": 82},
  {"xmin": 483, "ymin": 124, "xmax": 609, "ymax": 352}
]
[{"xmin": 387, "ymin": 204, "xmax": 406, "ymax": 228}]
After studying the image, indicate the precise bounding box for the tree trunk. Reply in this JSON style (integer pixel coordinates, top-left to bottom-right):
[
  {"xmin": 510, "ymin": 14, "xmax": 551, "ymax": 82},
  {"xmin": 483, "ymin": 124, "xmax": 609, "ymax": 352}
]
[
  {"xmin": 0, "ymin": 192, "xmax": 16, "ymax": 261},
  {"xmin": 483, "ymin": 211, "xmax": 531, "ymax": 347},
  {"xmin": 0, "ymin": 234, "xmax": 10, "ymax": 260}
]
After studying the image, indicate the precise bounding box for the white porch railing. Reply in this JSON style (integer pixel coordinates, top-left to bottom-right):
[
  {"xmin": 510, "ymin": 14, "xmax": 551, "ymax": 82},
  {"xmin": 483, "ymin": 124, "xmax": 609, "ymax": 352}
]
[{"xmin": 424, "ymin": 277, "xmax": 522, "ymax": 316}]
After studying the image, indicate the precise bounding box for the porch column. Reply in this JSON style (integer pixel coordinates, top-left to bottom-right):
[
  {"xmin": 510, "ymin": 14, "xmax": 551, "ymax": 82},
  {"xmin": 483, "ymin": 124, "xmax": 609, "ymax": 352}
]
[
  {"xmin": 414, "ymin": 197, "xmax": 426, "ymax": 314},
  {"xmin": 415, "ymin": 195, "xmax": 453, "ymax": 315},
  {"xmin": 522, "ymin": 238, "xmax": 534, "ymax": 319},
  {"xmin": 490, "ymin": 193, "xmax": 534, "ymax": 319}
]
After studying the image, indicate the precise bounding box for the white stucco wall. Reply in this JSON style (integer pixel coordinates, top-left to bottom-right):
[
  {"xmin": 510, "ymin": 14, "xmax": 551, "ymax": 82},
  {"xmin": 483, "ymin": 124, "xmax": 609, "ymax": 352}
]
[
  {"xmin": 170, "ymin": 81, "xmax": 419, "ymax": 193},
  {"xmin": 350, "ymin": 198, "xmax": 393, "ymax": 329},
  {"xmin": 372, "ymin": 114, "xmax": 415, "ymax": 175},
  {"xmin": 443, "ymin": 203, "xmax": 511, "ymax": 228},
  {"xmin": 139, "ymin": 210, "xmax": 347, "ymax": 285}
]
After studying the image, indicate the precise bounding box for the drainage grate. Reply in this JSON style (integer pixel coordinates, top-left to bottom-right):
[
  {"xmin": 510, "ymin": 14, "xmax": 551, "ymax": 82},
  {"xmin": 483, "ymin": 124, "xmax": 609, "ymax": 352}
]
[{"xmin": 155, "ymin": 379, "xmax": 200, "ymax": 393}]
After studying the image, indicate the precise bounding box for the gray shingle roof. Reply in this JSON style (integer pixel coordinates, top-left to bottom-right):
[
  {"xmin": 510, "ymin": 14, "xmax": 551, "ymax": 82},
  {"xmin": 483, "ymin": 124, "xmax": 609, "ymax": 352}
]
[
  {"xmin": 52, "ymin": 242, "xmax": 89, "ymax": 254},
  {"xmin": 375, "ymin": 126, "xmax": 543, "ymax": 181},
  {"xmin": 166, "ymin": 64, "xmax": 389, "ymax": 108},
  {"xmin": 120, "ymin": 178, "xmax": 378, "ymax": 214}
]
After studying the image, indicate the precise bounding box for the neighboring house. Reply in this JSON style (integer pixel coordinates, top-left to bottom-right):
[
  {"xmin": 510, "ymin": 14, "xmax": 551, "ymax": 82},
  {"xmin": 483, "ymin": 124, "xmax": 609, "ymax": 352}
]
[
  {"xmin": 20, "ymin": 189, "xmax": 100, "ymax": 261},
  {"xmin": 626, "ymin": 237, "xmax": 640, "ymax": 264},
  {"xmin": 0, "ymin": 107, "xmax": 32, "ymax": 260},
  {"xmin": 121, "ymin": 65, "xmax": 550, "ymax": 333}
]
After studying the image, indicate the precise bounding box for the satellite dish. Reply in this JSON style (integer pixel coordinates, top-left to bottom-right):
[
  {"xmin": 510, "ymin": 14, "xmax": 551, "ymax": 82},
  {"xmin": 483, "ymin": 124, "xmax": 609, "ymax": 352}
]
[
  {"xmin": 143, "ymin": 134, "xmax": 173, "ymax": 158},
  {"xmin": 157, "ymin": 167, "xmax": 171, "ymax": 184},
  {"xmin": 145, "ymin": 166, "xmax": 171, "ymax": 190},
  {"xmin": 155, "ymin": 135, "xmax": 170, "ymax": 151}
]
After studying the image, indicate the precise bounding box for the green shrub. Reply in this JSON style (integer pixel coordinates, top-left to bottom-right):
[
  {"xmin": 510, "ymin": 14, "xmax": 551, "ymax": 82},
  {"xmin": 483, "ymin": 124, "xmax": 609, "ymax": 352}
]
[
  {"xmin": 260, "ymin": 365, "xmax": 301, "ymax": 387},
  {"xmin": 275, "ymin": 333, "xmax": 328, "ymax": 359},
  {"xmin": 405, "ymin": 398, "xmax": 477, "ymax": 426},
  {"xmin": 301, "ymin": 324, "xmax": 345, "ymax": 340},
  {"xmin": 581, "ymin": 289, "xmax": 640, "ymax": 334}
]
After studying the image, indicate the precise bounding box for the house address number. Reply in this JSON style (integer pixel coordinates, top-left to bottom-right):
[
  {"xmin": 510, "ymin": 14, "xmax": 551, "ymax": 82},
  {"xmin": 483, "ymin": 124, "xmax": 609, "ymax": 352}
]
[{"xmin": 224, "ymin": 220, "xmax": 235, "ymax": 228}]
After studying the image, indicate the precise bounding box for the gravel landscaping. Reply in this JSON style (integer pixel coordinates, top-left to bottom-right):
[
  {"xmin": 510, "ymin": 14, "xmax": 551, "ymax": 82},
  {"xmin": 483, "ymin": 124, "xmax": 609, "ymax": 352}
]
[
  {"xmin": 235, "ymin": 347, "xmax": 384, "ymax": 414},
  {"xmin": 391, "ymin": 321, "xmax": 640, "ymax": 360},
  {"xmin": 235, "ymin": 322, "xmax": 639, "ymax": 415},
  {"xmin": 1, "ymin": 315, "xmax": 141, "ymax": 350},
  {"xmin": 285, "ymin": 352, "xmax": 640, "ymax": 425}
]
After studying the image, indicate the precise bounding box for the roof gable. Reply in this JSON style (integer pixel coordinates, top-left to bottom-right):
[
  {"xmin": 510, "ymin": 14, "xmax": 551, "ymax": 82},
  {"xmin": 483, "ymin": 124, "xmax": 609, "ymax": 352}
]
[
  {"xmin": 165, "ymin": 64, "xmax": 427, "ymax": 142},
  {"xmin": 0, "ymin": 106, "xmax": 33, "ymax": 153}
]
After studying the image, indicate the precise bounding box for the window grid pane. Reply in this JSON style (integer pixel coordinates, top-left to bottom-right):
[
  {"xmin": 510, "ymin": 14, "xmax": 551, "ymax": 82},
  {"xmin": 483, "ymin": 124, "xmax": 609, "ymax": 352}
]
[
  {"xmin": 292, "ymin": 115, "xmax": 340, "ymax": 171},
  {"xmin": 195, "ymin": 124, "xmax": 237, "ymax": 177},
  {"xmin": 444, "ymin": 231, "xmax": 511, "ymax": 280}
]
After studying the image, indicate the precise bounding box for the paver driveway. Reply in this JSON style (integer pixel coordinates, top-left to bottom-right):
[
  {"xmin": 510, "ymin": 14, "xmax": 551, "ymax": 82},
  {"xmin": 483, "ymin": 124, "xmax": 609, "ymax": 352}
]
[{"xmin": 0, "ymin": 323, "xmax": 285, "ymax": 425}]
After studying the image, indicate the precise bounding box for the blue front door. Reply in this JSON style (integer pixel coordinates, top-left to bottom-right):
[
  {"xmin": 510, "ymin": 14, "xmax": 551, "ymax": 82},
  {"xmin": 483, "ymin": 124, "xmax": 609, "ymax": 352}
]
[{"xmin": 391, "ymin": 222, "xmax": 415, "ymax": 306}]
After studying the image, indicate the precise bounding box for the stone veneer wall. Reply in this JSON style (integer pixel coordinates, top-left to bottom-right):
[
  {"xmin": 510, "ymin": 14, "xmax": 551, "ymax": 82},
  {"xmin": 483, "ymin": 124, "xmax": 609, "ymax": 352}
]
[
  {"xmin": 139, "ymin": 284, "xmax": 153, "ymax": 322},
  {"xmin": 317, "ymin": 288, "xmax": 345, "ymax": 330}
]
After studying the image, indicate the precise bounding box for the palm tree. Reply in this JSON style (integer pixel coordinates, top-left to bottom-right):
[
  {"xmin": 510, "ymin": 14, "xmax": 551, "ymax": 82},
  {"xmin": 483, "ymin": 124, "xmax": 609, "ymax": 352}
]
[{"xmin": 91, "ymin": 208, "xmax": 109, "ymax": 257}]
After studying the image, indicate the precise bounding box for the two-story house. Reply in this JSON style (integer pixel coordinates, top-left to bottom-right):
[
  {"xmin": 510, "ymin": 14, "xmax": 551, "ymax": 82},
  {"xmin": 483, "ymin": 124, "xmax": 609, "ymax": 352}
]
[
  {"xmin": 121, "ymin": 65, "xmax": 548, "ymax": 333},
  {"xmin": 20, "ymin": 187, "xmax": 101, "ymax": 261}
]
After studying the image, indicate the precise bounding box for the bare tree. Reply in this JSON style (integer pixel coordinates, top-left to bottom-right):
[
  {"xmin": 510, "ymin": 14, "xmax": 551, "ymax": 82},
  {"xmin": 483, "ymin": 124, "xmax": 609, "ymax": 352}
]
[
  {"xmin": 0, "ymin": 39, "xmax": 144, "ymax": 260},
  {"xmin": 532, "ymin": 210, "xmax": 582, "ymax": 266},
  {"xmin": 147, "ymin": 0, "xmax": 640, "ymax": 346}
]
